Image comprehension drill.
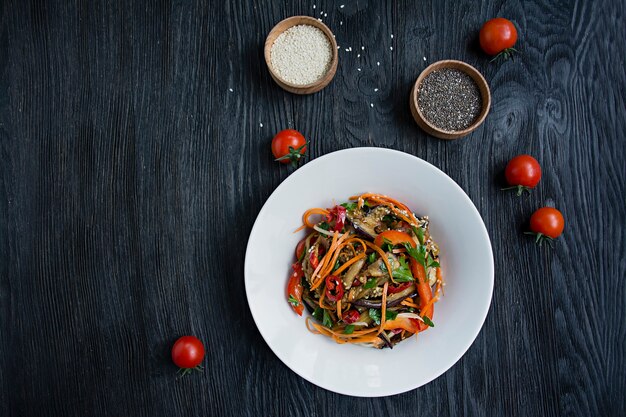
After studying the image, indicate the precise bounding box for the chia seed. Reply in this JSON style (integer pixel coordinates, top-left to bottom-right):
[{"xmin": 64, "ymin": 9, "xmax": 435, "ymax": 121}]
[{"xmin": 417, "ymin": 68, "xmax": 482, "ymax": 132}]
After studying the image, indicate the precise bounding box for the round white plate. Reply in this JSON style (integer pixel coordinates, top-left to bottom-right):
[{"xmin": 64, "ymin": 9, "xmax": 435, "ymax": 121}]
[{"xmin": 244, "ymin": 147, "xmax": 494, "ymax": 397}]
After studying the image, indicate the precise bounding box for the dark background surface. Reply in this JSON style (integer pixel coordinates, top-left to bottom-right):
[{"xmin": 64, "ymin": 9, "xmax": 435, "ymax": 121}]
[{"xmin": 1, "ymin": 0, "xmax": 624, "ymax": 416}]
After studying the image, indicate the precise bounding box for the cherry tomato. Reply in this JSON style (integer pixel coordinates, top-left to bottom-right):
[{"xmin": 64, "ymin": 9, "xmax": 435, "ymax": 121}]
[
  {"xmin": 479, "ymin": 18, "xmax": 518, "ymax": 61},
  {"xmin": 526, "ymin": 207, "xmax": 565, "ymax": 246},
  {"xmin": 342, "ymin": 309, "xmax": 360, "ymax": 324},
  {"xmin": 287, "ymin": 263, "xmax": 304, "ymax": 316},
  {"xmin": 271, "ymin": 129, "xmax": 307, "ymax": 167},
  {"xmin": 172, "ymin": 336, "xmax": 205, "ymax": 370},
  {"xmin": 504, "ymin": 155, "xmax": 541, "ymax": 195}
]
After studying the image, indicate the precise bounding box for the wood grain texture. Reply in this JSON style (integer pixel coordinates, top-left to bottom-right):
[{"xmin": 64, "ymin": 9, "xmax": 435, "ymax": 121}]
[{"xmin": 0, "ymin": 0, "xmax": 624, "ymax": 416}]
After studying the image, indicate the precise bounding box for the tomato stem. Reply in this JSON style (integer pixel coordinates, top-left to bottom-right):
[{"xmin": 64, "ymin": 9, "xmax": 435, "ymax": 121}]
[
  {"xmin": 274, "ymin": 142, "xmax": 308, "ymax": 168},
  {"xmin": 490, "ymin": 47, "xmax": 519, "ymax": 63},
  {"xmin": 501, "ymin": 185, "xmax": 532, "ymax": 196},
  {"xmin": 523, "ymin": 231, "xmax": 555, "ymax": 247}
]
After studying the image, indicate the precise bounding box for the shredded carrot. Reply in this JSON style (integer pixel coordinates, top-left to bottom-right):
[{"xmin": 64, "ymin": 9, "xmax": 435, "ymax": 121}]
[
  {"xmin": 401, "ymin": 300, "xmax": 420, "ymax": 309},
  {"xmin": 337, "ymin": 300, "xmax": 342, "ymax": 320},
  {"xmin": 364, "ymin": 241, "xmax": 396, "ymax": 284},
  {"xmin": 421, "ymin": 296, "xmax": 439, "ymax": 314},
  {"xmin": 302, "ymin": 208, "xmax": 330, "ymax": 229},
  {"xmin": 311, "ymin": 232, "xmax": 348, "ymax": 289},
  {"xmin": 333, "ymin": 253, "xmax": 366, "ymax": 276}
]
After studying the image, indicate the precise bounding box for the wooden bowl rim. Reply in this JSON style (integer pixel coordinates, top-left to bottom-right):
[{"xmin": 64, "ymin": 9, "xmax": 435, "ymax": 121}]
[
  {"xmin": 264, "ymin": 16, "xmax": 338, "ymax": 91},
  {"xmin": 411, "ymin": 60, "xmax": 491, "ymax": 138}
]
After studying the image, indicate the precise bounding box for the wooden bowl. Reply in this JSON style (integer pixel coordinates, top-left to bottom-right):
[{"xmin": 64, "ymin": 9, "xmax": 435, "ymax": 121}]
[
  {"xmin": 264, "ymin": 16, "xmax": 338, "ymax": 95},
  {"xmin": 410, "ymin": 60, "xmax": 491, "ymax": 140}
]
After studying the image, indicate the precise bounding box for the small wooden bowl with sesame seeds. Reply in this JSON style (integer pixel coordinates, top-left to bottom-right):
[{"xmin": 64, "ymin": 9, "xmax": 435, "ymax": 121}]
[
  {"xmin": 410, "ymin": 60, "xmax": 491, "ymax": 140},
  {"xmin": 264, "ymin": 16, "xmax": 338, "ymax": 95}
]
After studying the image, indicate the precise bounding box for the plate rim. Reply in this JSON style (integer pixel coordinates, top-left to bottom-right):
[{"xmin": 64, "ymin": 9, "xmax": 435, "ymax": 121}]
[{"xmin": 244, "ymin": 146, "xmax": 494, "ymax": 397}]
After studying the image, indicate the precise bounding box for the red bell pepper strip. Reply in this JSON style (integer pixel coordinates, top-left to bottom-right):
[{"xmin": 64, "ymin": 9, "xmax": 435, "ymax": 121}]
[
  {"xmin": 325, "ymin": 275, "xmax": 344, "ymax": 302},
  {"xmin": 287, "ymin": 263, "xmax": 304, "ymax": 316}
]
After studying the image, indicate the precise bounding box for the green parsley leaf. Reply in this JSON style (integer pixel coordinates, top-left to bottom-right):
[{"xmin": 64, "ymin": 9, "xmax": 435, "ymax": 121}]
[
  {"xmin": 318, "ymin": 222, "xmax": 330, "ymax": 231},
  {"xmin": 404, "ymin": 243, "xmax": 427, "ymax": 265},
  {"xmin": 312, "ymin": 307, "xmax": 323, "ymax": 322},
  {"xmin": 367, "ymin": 252, "xmax": 377, "ymax": 264},
  {"xmin": 380, "ymin": 256, "xmax": 414, "ymax": 282},
  {"xmin": 386, "ymin": 310, "xmax": 398, "ymax": 321},
  {"xmin": 422, "ymin": 316, "xmax": 435, "ymax": 327},
  {"xmin": 368, "ymin": 308, "xmax": 381, "ymax": 325},
  {"xmin": 392, "ymin": 257, "xmax": 414, "ymax": 282},
  {"xmin": 412, "ymin": 226, "xmax": 425, "ymax": 245},
  {"xmin": 381, "ymin": 238, "xmax": 394, "ymax": 252},
  {"xmin": 368, "ymin": 308, "xmax": 398, "ymax": 325},
  {"xmin": 363, "ymin": 199, "xmax": 373, "ymax": 208},
  {"xmin": 322, "ymin": 309, "xmax": 333, "ymax": 328},
  {"xmin": 288, "ymin": 295, "xmax": 299, "ymax": 307},
  {"xmin": 364, "ymin": 277, "xmax": 377, "ymax": 289},
  {"xmin": 428, "ymin": 259, "xmax": 440, "ymax": 268},
  {"xmin": 340, "ymin": 202, "xmax": 357, "ymax": 211},
  {"xmin": 343, "ymin": 325, "xmax": 355, "ymax": 334}
]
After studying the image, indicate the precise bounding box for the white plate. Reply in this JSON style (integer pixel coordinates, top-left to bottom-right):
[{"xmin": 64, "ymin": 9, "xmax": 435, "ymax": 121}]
[{"xmin": 244, "ymin": 147, "xmax": 494, "ymax": 397}]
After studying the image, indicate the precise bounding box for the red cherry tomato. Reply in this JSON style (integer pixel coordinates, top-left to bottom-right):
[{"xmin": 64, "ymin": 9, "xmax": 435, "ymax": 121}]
[
  {"xmin": 479, "ymin": 18, "xmax": 518, "ymax": 60},
  {"xmin": 171, "ymin": 336, "xmax": 205, "ymax": 369},
  {"xmin": 271, "ymin": 129, "xmax": 307, "ymax": 167},
  {"xmin": 530, "ymin": 207, "xmax": 564, "ymax": 239},
  {"xmin": 504, "ymin": 155, "xmax": 542, "ymax": 195}
]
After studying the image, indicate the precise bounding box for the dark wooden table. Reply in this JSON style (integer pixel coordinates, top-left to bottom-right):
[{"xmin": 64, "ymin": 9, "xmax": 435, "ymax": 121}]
[{"xmin": 1, "ymin": 1, "xmax": 624, "ymax": 416}]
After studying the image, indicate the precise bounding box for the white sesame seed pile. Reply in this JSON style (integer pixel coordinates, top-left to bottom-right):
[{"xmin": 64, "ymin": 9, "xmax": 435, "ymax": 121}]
[{"xmin": 270, "ymin": 25, "xmax": 332, "ymax": 86}]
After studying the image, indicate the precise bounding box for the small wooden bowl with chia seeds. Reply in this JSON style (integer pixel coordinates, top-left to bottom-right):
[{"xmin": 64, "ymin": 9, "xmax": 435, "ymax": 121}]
[
  {"xmin": 264, "ymin": 16, "xmax": 338, "ymax": 95},
  {"xmin": 410, "ymin": 60, "xmax": 491, "ymax": 140}
]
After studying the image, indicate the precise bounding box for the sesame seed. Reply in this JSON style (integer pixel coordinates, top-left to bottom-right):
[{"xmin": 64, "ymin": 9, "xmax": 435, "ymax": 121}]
[
  {"xmin": 370, "ymin": 103, "xmax": 374, "ymax": 107},
  {"xmin": 390, "ymin": 46, "xmax": 393, "ymax": 50},
  {"xmin": 340, "ymin": 21, "xmax": 343, "ymax": 25},
  {"xmin": 324, "ymin": 13, "xmax": 327, "ymax": 17},
  {"xmin": 390, "ymin": 34, "xmax": 394, "ymax": 38},
  {"xmin": 423, "ymin": 56, "xmax": 427, "ymax": 61},
  {"xmin": 270, "ymin": 24, "xmax": 333, "ymax": 86},
  {"xmin": 317, "ymin": 18, "xmax": 322, "ymax": 21},
  {"xmin": 357, "ymin": 54, "xmax": 360, "ymax": 58},
  {"xmin": 345, "ymin": 48, "xmax": 350, "ymax": 52},
  {"xmin": 340, "ymin": 4, "xmax": 345, "ymax": 8},
  {"xmin": 374, "ymin": 88, "xmax": 378, "ymax": 92},
  {"xmin": 361, "ymin": 46, "xmax": 365, "ymax": 50},
  {"xmin": 357, "ymin": 68, "xmax": 361, "ymax": 71},
  {"xmin": 228, "ymin": 88, "xmax": 233, "ymax": 92},
  {"xmin": 377, "ymin": 61, "xmax": 380, "ymax": 66}
]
